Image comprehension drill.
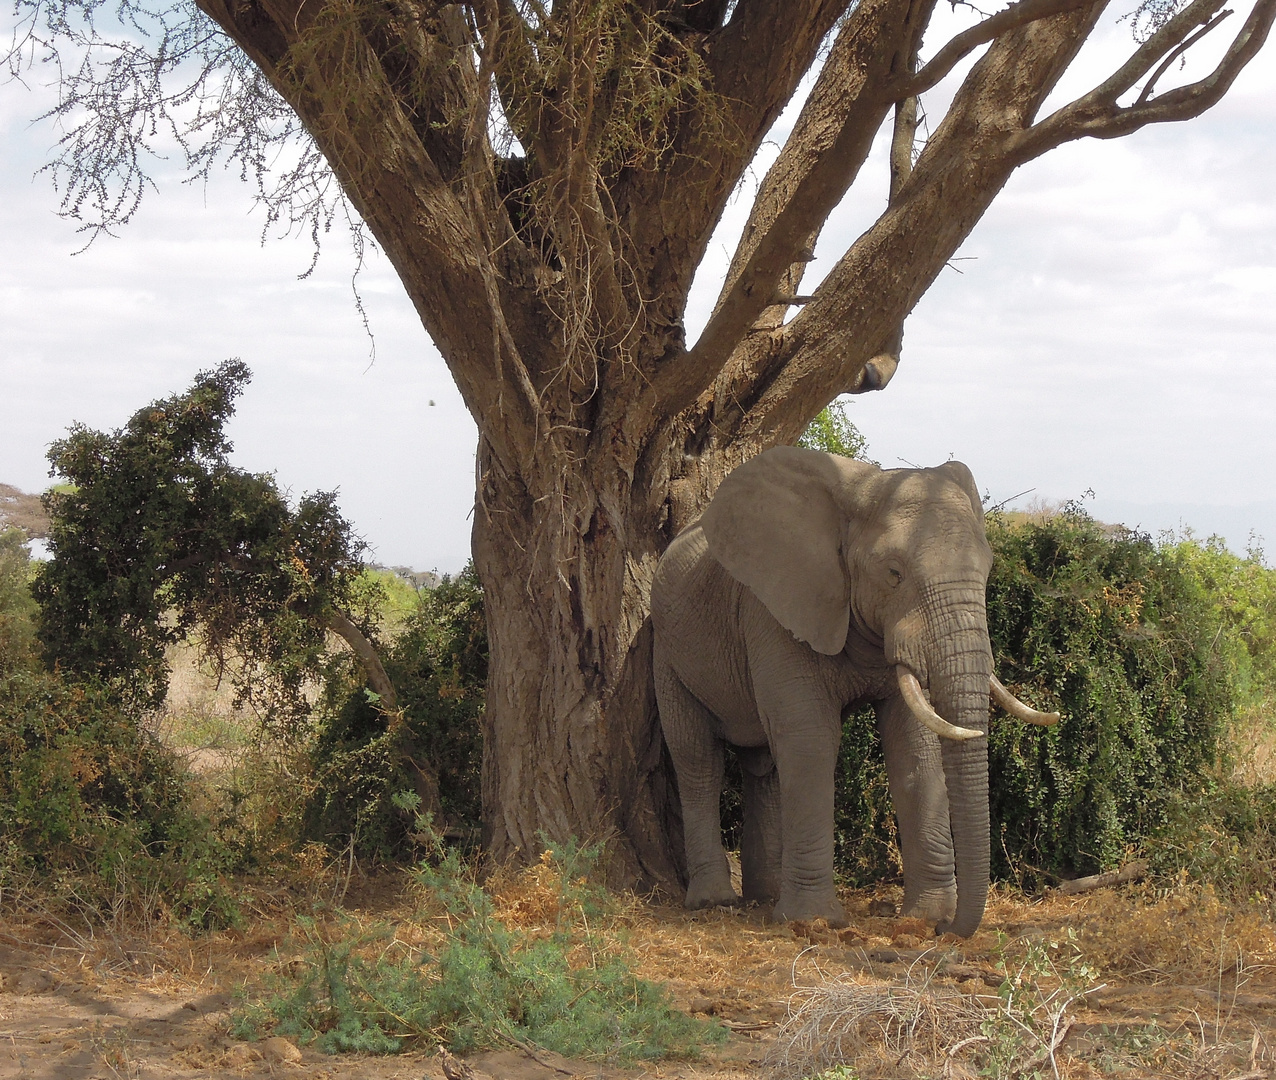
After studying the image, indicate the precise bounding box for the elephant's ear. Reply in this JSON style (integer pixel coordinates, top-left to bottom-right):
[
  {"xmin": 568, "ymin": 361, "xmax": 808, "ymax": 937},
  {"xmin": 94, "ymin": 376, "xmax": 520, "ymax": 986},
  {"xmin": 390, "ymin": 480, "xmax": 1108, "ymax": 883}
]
[
  {"xmin": 935, "ymin": 460, "xmax": 984, "ymax": 522},
  {"xmin": 702, "ymin": 446, "xmax": 872, "ymax": 655}
]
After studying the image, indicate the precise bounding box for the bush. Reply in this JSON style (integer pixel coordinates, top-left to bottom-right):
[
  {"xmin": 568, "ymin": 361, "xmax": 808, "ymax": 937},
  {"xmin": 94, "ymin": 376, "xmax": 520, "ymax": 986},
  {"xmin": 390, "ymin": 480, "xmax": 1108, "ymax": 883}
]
[
  {"xmin": 984, "ymin": 506, "xmax": 1237, "ymax": 884},
  {"xmin": 1143, "ymin": 779, "xmax": 1276, "ymax": 911},
  {"xmin": 233, "ymin": 838, "xmax": 721, "ymax": 1059},
  {"xmin": 0, "ymin": 665, "xmax": 241, "ymax": 929},
  {"xmin": 0, "ymin": 528, "xmax": 39, "ymax": 672},
  {"xmin": 0, "ymin": 531, "xmax": 239, "ymax": 929},
  {"xmin": 304, "ymin": 566, "xmax": 487, "ymax": 858}
]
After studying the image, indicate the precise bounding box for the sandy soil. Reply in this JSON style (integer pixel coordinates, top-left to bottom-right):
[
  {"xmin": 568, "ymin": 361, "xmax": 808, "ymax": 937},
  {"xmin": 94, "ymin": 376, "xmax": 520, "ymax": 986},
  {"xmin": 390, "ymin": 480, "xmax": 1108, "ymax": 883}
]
[{"xmin": 2, "ymin": 878, "xmax": 1274, "ymax": 1080}]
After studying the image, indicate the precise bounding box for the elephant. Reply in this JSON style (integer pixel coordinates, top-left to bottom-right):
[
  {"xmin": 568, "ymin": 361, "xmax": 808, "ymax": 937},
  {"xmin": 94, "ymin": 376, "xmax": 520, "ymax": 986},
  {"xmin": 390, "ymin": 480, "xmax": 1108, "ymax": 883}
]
[{"xmin": 651, "ymin": 445, "xmax": 1056, "ymax": 938}]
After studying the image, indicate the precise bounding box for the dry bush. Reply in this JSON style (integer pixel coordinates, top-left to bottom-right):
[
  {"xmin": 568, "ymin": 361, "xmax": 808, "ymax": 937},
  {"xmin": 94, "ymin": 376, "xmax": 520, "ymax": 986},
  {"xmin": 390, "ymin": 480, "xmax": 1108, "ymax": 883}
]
[
  {"xmin": 1231, "ymin": 706, "xmax": 1276, "ymax": 787},
  {"xmin": 764, "ymin": 971, "xmax": 987, "ymax": 1079},
  {"xmin": 1077, "ymin": 881, "xmax": 1276, "ymax": 985}
]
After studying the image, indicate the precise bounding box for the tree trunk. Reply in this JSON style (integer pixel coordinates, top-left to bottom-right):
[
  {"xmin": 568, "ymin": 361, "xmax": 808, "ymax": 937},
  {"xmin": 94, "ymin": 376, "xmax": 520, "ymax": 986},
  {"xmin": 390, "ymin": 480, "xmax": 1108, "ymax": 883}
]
[{"xmin": 473, "ymin": 426, "xmax": 734, "ymax": 889}]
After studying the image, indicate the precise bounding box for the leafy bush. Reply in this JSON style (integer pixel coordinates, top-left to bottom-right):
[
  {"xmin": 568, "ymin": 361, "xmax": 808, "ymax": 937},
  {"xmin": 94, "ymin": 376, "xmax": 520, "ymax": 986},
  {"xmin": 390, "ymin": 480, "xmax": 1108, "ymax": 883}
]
[
  {"xmin": 0, "ymin": 665, "xmax": 240, "ymax": 929},
  {"xmin": 984, "ymin": 506, "xmax": 1236, "ymax": 883},
  {"xmin": 0, "ymin": 527, "xmax": 39, "ymax": 672},
  {"xmin": 33, "ymin": 359, "xmax": 378, "ymax": 728},
  {"xmin": 233, "ymin": 838, "xmax": 721, "ymax": 1059},
  {"xmin": 304, "ymin": 566, "xmax": 487, "ymax": 858},
  {"xmin": 1142, "ymin": 779, "xmax": 1276, "ymax": 911},
  {"xmin": 0, "ymin": 530, "xmax": 240, "ymax": 929}
]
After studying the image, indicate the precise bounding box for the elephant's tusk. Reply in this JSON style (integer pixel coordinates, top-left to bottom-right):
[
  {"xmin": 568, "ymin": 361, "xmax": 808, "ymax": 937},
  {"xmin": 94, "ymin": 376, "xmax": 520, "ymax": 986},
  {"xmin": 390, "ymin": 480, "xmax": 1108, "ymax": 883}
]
[
  {"xmin": 989, "ymin": 675, "xmax": 1061, "ymax": 726},
  {"xmin": 895, "ymin": 667, "xmax": 986, "ymax": 741}
]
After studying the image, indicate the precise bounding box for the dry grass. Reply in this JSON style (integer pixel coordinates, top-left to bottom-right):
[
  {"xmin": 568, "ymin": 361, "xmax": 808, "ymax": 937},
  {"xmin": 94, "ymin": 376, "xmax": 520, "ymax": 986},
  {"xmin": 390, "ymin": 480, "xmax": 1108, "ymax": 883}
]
[
  {"xmin": 1231, "ymin": 705, "xmax": 1276, "ymax": 787},
  {"xmin": 2, "ymin": 855, "xmax": 1275, "ymax": 1079},
  {"xmin": 764, "ymin": 972, "xmax": 988, "ymax": 1079}
]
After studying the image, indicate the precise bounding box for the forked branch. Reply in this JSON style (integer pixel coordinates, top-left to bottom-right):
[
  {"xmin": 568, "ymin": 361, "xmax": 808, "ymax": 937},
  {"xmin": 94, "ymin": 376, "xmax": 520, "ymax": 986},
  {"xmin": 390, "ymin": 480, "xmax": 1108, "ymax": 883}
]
[
  {"xmin": 1010, "ymin": 0, "xmax": 1276, "ymax": 155},
  {"xmin": 655, "ymin": 0, "xmax": 914, "ymax": 420}
]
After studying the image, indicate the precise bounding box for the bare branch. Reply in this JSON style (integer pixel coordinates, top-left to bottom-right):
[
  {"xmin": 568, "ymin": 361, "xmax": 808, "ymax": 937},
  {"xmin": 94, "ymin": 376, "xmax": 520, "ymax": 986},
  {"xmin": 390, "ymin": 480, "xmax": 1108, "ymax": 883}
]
[
  {"xmin": 896, "ymin": 0, "xmax": 1097, "ymax": 99},
  {"xmin": 1134, "ymin": 8, "xmax": 1233, "ymax": 105},
  {"xmin": 719, "ymin": 0, "xmax": 1106, "ymax": 448},
  {"xmin": 653, "ymin": 0, "xmax": 916, "ymax": 421},
  {"xmin": 1010, "ymin": 0, "xmax": 1274, "ymax": 156}
]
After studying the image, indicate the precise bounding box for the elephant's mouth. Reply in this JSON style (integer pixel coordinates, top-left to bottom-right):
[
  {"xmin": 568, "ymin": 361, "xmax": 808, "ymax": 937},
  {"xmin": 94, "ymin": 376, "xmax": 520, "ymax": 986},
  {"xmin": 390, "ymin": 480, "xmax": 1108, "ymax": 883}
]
[{"xmin": 895, "ymin": 666, "xmax": 1060, "ymax": 740}]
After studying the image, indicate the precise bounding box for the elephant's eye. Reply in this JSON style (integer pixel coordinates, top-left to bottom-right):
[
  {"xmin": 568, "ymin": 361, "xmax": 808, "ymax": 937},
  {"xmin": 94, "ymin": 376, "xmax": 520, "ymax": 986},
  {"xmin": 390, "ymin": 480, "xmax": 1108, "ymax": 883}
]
[{"xmin": 887, "ymin": 567, "xmax": 903, "ymax": 587}]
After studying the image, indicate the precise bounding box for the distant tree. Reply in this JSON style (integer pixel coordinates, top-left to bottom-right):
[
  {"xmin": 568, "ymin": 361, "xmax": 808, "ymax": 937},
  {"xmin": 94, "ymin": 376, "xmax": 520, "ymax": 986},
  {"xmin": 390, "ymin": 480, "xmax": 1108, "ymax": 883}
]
[{"xmin": 10, "ymin": 0, "xmax": 1272, "ymax": 885}]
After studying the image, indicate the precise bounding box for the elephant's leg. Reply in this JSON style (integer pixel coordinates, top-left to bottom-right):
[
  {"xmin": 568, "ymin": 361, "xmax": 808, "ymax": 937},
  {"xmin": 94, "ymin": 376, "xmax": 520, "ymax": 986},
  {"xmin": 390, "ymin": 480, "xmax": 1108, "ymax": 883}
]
[
  {"xmin": 750, "ymin": 665, "xmax": 848, "ymax": 926},
  {"xmin": 877, "ymin": 693, "xmax": 957, "ymax": 924},
  {"xmin": 737, "ymin": 746, "xmax": 782, "ymax": 904},
  {"xmin": 655, "ymin": 658, "xmax": 740, "ymax": 910}
]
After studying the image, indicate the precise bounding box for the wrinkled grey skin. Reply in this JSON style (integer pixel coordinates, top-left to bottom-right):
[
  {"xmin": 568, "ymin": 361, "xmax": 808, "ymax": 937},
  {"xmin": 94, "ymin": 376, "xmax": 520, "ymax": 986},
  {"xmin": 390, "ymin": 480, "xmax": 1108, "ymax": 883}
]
[{"xmin": 652, "ymin": 446, "xmax": 994, "ymax": 937}]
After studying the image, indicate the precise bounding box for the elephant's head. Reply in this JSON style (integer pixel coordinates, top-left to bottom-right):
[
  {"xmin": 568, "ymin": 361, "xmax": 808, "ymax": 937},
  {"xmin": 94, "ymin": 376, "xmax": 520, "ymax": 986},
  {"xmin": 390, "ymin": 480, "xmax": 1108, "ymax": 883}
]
[{"xmin": 701, "ymin": 445, "xmax": 1055, "ymax": 937}]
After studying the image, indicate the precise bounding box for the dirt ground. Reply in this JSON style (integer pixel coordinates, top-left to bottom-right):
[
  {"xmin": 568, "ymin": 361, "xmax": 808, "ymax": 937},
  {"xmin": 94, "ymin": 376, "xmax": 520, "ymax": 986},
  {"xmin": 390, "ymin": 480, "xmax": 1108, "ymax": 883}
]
[{"xmin": 2, "ymin": 872, "xmax": 1274, "ymax": 1080}]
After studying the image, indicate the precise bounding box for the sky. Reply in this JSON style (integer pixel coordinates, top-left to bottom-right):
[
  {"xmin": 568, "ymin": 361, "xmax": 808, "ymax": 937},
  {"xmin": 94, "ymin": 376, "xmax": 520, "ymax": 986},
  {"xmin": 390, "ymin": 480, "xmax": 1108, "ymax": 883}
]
[{"xmin": 2, "ymin": 7, "xmax": 1275, "ymax": 574}]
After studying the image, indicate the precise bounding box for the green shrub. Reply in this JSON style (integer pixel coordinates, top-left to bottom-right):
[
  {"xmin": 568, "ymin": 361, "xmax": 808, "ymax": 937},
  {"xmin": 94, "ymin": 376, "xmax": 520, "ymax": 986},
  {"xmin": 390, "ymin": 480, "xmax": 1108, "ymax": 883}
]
[
  {"xmin": 0, "ymin": 665, "xmax": 240, "ymax": 929},
  {"xmin": 233, "ymin": 838, "xmax": 721, "ymax": 1059},
  {"xmin": 304, "ymin": 566, "xmax": 487, "ymax": 858},
  {"xmin": 833, "ymin": 705, "xmax": 898, "ymax": 887},
  {"xmin": 33, "ymin": 360, "xmax": 378, "ymax": 729},
  {"xmin": 1142, "ymin": 779, "xmax": 1276, "ymax": 911},
  {"xmin": 984, "ymin": 506, "xmax": 1236, "ymax": 884},
  {"xmin": 0, "ymin": 528, "xmax": 39, "ymax": 673}
]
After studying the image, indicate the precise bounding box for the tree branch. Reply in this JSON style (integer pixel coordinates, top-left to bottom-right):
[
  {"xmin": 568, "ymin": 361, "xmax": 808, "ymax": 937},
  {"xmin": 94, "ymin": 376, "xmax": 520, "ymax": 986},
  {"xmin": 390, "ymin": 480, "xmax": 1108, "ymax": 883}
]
[
  {"xmin": 652, "ymin": 0, "xmax": 919, "ymax": 421},
  {"xmin": 717, "ymin": 0, "xmax": 1105, "ymax": 448},
  {"xmin": 326, "ymin": 607, "xmax": 397, "ymax": 712},
  {"xmin": 1009, "ymin": 0, "xmax": 1275, "ymax": 158},
  {"xmin": 611, "ymin": 0, "xmax": 852, "ymax": 372},
  {"xmin": 894, "ymin": 0, "xmax": 1097, "ymax": 100},
  {"xmin": 194, "ymin": 0, "xmax": 549, "ymax": 472}
]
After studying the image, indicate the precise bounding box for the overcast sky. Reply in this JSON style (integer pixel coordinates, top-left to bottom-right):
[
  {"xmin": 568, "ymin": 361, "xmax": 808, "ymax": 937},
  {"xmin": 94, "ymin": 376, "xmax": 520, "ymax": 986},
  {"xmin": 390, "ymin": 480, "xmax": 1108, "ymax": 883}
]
[{"xmin": 2, "ymin": 8, "xmax": 1274, "ymax": 573}]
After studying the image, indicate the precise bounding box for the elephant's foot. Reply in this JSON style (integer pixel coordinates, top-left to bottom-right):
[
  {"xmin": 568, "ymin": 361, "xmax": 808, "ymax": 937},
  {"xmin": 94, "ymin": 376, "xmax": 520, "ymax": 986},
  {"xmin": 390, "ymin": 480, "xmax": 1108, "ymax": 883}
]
[
  {"xmin": 741, "ymin": 876, "xmax": 780, "ymax": 905},
  {"xmin": 900, "ymin": 885, "xmax": 957, "ymax": 925},
  {"xmin": 770, "ymin": 892, "xmax": 849, "ymax": 928},
  {"xmin": 684, "ymin": 876, "xmax": 743, "ymax": 911}
]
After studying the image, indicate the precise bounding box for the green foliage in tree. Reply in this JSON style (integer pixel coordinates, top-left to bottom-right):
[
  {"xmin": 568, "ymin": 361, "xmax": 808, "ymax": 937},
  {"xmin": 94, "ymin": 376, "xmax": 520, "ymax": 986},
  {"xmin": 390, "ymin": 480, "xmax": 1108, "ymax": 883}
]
[
  {"xmin": 798, "ymin": 399, "xmax": 874, "ymax": 462},
  {"xmin": 0, "ymin": 528, "xmax": 39, "ymax": 672},
  {"xmin": 1157, "ymin": 534, "xmax": 1276, "ymax": 704},
  {"xmin": 33, "ymin": 360, "xmax": 377, "ymax": 728},
  {"xmin": 305, "ymin": 566, "xmax": 488, "ymax": 857}
]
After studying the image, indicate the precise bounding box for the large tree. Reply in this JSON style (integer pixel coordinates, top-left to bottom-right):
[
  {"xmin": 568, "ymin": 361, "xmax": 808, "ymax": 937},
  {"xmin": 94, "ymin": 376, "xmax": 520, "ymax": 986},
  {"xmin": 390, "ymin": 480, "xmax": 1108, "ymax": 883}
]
[{"xmin": 9, "ymin": 0, "xmax": 1272, "ymax": 887}]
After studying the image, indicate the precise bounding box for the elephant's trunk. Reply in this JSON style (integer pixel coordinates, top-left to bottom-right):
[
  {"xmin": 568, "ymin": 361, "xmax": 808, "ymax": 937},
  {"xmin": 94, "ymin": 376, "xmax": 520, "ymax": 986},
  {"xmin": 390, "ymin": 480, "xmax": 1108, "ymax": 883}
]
[{"xmin": 920, "ymin": 593, "xmax": 993, "ymax": 938}]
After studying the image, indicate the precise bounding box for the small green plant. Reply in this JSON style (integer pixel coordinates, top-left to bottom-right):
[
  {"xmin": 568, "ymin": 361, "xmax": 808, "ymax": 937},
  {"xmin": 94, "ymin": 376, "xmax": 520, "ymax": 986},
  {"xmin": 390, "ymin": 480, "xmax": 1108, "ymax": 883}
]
[
  {"xmin": 233, "ymin": 837, "xmax": 722, "ymax": 1060},
  {"xmin": 976, "ymin": 930, "xmax": 1099, "ymax": 1080}
]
